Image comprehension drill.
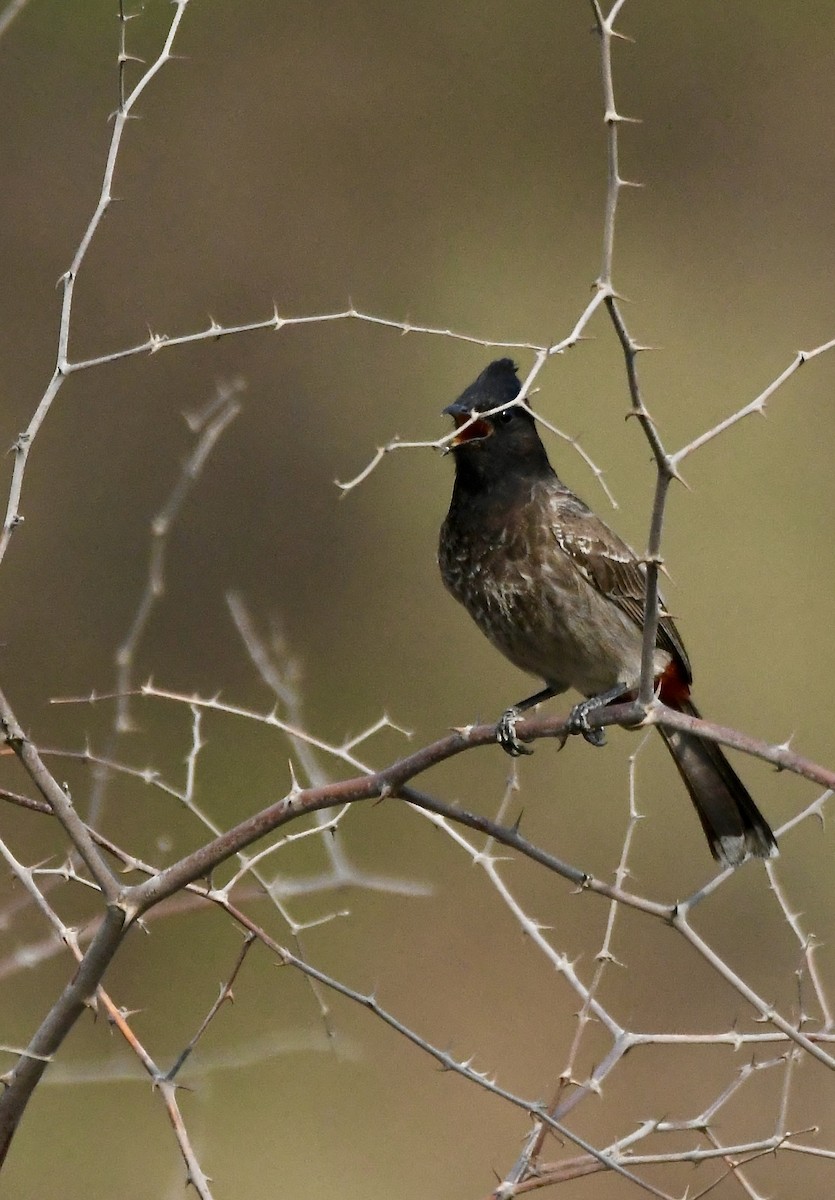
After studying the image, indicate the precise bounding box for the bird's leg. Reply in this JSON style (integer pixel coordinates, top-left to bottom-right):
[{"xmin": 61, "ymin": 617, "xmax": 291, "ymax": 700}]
[
  {"xmin": 497, "ymin": 685, "xmax": 563, "ymax": 757},
  {"xmin": 567, "ymin": 683, "xmax": 630, "ymax": 748}
]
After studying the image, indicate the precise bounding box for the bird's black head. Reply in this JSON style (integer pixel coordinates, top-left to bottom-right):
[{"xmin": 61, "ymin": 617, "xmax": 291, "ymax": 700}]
[{"xmin": 443, "ymin": 359, "xmax": 553, "ymax": 488}]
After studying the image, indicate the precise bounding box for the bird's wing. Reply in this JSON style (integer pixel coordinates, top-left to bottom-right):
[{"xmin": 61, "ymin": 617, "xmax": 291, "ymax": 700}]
[{"xmin": 548, "ymin": 491, "xmax": 692, "ymax": 682}]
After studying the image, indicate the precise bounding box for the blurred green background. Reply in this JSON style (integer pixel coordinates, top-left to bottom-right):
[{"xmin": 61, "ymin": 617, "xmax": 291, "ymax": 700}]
[{"xmin": 1, "ymin": 1, "xmax": 834, "ymax": 1196}]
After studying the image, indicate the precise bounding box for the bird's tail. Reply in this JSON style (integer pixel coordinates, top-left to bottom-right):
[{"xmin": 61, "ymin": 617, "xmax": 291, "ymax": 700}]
[{"xmin": 657, "ymin": 698, "xmax": 778, "ymax": 867}]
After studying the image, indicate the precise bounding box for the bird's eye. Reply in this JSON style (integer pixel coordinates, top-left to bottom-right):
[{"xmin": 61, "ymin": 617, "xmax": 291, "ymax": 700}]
[{"xmin": 496, "ymin": 408, "xmax": 514, "ymax": 424}]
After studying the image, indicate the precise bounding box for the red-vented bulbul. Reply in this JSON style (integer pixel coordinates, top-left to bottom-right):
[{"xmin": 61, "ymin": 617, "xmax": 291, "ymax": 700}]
[{"xmin": 438, "ymin": 358, "xmax": 777, "ymax": 867}]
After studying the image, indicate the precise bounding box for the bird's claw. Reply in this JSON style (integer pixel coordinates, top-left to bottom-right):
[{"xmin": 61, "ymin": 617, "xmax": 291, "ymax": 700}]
[
  {"xmin": 567, "ymin": 701, "xmax": 607, "ymax": 747},
  {"xmin": 497, "ymin": 707, "xmax": 534, "ymax": 757}
]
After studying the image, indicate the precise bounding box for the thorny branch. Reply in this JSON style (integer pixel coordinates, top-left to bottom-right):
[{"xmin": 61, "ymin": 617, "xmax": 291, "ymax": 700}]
[
  {"xmin": 2, "ymin": 0, "xmax": 835, "ymax": 1196},
  {"xmin": 4, "ymin": 673, "xmax": 835, "ymax": 1187}
]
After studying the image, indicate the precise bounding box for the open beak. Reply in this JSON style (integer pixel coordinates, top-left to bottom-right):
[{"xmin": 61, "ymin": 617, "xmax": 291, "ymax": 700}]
[{"xmin": 446, "ymin": 410, "xmax": 493, "ymax": 448}]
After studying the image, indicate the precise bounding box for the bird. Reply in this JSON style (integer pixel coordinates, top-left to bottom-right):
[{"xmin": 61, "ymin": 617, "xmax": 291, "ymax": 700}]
[{"xmin": 438, "ymin": 358, "xmax": 777, "ymax": 867}]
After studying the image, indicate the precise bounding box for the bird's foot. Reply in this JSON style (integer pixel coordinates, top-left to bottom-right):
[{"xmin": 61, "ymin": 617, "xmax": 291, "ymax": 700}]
[
  {"xmin": 566, "ymin": 699, "xmax": 607, "ymax": 747},
  {"xmin": 497, "ymin": 707, "xmax": 534, "ymax": 757}
]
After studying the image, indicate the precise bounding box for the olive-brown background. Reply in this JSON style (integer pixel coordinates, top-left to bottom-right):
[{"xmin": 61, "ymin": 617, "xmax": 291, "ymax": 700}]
[{"xmin": 1, "ymin": 2, "xmax": 834, "ymax": 1197}]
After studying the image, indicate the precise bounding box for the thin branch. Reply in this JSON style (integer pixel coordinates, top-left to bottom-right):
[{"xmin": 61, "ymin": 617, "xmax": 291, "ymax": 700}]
[
  {"xmin": 0, "ymin": 0, "xmax": 193, "ymax": 572},
  {"xmin": 165, "ymin": 933, "xmax": 257, "ymax": 1082},
  {"xmin": 671, "ymin": 338, "xmax": 835, "ymax": 467},
  {"xmin": 0, "ymin": 688, "xmax": 119, "ymax": 901},
  {"xmin": 113, "ymin": 382, "xmax": 243, "ymax": 735}
]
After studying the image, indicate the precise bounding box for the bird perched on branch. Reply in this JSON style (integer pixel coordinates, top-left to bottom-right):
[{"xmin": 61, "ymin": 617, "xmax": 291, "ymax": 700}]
[{"xmin": 438, "ymin": 358, "xmax": 777, "ymax": 867}]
